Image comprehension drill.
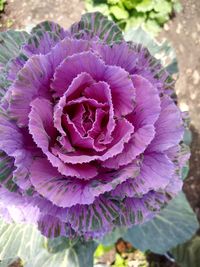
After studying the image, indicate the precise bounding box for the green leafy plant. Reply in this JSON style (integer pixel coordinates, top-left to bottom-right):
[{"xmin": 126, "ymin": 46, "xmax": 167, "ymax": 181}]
[
  {"xmin": 0, "ymin": 0, "xmax": 6, "ymax": 12},
  {"xmin": 85, "ymin": 0, "xmax": 182, "ymax": 34}
]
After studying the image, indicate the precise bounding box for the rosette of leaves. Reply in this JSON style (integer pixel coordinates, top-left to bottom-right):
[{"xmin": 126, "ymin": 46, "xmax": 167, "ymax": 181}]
[
  {"xmin": 85, "ymin": 0, "xmax": 182, "ymax": 35},
  {"xmin": 0, "ymin": 12, "xmax": 198, "ymax": 267}
]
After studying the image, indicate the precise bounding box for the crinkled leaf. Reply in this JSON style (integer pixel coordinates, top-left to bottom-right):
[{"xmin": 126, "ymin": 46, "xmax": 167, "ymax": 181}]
[
  {"xmin": 0, "ymin": 66, "xmax": 11, "ymax": 99},
  {"xmin": 31, "ymin": 21, "xmax": 65, "ymax": 37},
  {"xmin": 0, "ymin": 151, "xmax": 18, "ymax": 192},
  {"xmin": 135, "ymin": 0, "xmax": 154, "ymax": 12},
  {"xmin": 125, "ymin": 12, "xmax": 146, "ymax": 31},
  {"xmin": 149, "ymin": 10, "xmax": 170, "ymax": 25},
  {"xmin": 70, "ymin": 12, "xmax": 124, "ymax": 43},
  {"xmin": 0, "ymin": 30, "xmax": 29, "ymax": 65},
  {"xmin": 0, "ymin": 30, "xmax": 29, "ymax": 99},
  {"xmin": 172, "ymin": 236, "xmax": 200, "ymax": 267},
  {"xmin": 122, "ymin": 0, "xmax": 139, "ymax": 10},
  {"xmin": 154, "ymin": 0, "xmax": 172, "ymax": 14},
  {"xmin": 123, "ymin": 192, "xmax": 198, "ymax": 254},
  {"xmin": 110, "ymin": 5, "xmax": 129, "ymax": 20},
  {"xmin": 144, "ymin": 19, "xmax": 162, "ymax": 35}
]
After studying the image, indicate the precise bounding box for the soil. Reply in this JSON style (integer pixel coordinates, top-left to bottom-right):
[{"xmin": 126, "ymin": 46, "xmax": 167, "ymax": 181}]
[
  {"xmin": 0, "ymin": 0, "xmax": 200, "ymax": 267},
  {"xmin": 0, "ymin": 0, "xmax": 84, "ymax": 31},
  {"xmin": 161, "ymin": 0, "xmax": 200, "ymax": 224}
]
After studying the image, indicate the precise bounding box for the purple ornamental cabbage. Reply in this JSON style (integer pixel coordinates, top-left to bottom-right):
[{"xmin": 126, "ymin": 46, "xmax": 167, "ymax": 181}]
[{"xmin": 0, "ymin": 13, "xmax": 187, "ymax": 238}]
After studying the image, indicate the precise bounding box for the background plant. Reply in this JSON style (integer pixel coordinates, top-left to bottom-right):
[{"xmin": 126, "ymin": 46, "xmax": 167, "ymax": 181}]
[
  {"xmin": 85, "ymin": 0, "xmax": 182, "ymax": 35},
  {"xmin": 0, "ymin": 0, "xmax": 6, "ymax": 12}
]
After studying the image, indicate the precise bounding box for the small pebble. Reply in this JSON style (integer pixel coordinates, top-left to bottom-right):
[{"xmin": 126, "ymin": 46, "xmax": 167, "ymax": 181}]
[
  {"xmin": 164, "ymin": 24, "xmax": 169, "ymax": 31},
  {"xmin": 176, "ymin": 23, "xmax": 182, "ymax": 34},
  {"xmin": 179, "ymin": 44, "xmax": 184, "ymax": 53},
  {"xmin": 179, "ymin": 102, "xmax": 189, "ymax": 112},
  {"xmin": 192, "ymin": 70, "xmax": 200, "ymax": 85},
  {"xmin": 192, "ymin": 32, "xmax": 197, "ymax": 39},
  {"xmin": 186, "ymin": 68, "xmax": 192, "ymax": 74}
]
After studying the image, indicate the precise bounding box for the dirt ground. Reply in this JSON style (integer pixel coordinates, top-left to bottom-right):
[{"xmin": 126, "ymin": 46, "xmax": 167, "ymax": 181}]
[
  {"xmin": 0, "ymin": 0, "xmax": 200, "ymax": 267},
  {"xmin": 161, "ymin": 1, "xmax": 200, "ymax": 226}
]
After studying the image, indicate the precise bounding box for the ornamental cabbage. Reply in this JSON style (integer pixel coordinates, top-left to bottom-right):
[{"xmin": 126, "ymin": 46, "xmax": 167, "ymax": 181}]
[{"xmin": 0, "ymin": 12, "xmax": 187, "ymax": 239}]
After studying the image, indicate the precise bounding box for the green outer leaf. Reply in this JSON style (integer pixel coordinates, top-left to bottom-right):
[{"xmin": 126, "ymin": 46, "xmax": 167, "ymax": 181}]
[
  {"xmin": 0, "ymin": 218, "xmax": 45, "ymax": 262},
  {"xmin": 0, "ymin": 30, "xmax": 29, "ymax": 65},
  {"xmin": 0, "ymin": 217, "xmax": 97, "ymax": 267},
  {"xmin": 46, "ymin": 236, "xmax": 71, "ymax": 254},
  {"xmin": 25, "ymin": 249, "xmax": 73, "ymax": 267},
  {"xmin": 0, "ymin": 151, "xmax": 18, "ymax": 192},
  {"xmin": 97, "ymin": 227, "xmax": 127, "ymax": 246},
  {"xmin": 123, "ymin": 192, "xmax": 199, "ymax": 254},
  {"xmin": 73, "ymin": 240, "xmax": 97, "ymax": 267},
  {"xmin": 0, "ymin": 30, "xmax": 29, "ymax": 99},
  {"xmin": 124, "ymin": 27, "xmax": 178, "ymax": 75},
  {"xmin": 0, "ymin": 66, "xmax": 11, "ymax": 99},
  {"xmin": 27, "ymin": 239, "xmax": 97, "ymax": 267},
  {"xmin": 70, "ymin": 12, "xmax": 124, "ymax": 43},
  {"xmin": 172, "ymin": 236, "xmax": 200, "ymax": 267}
]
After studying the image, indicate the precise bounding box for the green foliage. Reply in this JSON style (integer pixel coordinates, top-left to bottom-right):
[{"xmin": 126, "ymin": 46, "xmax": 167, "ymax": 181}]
[
  {"xmin": 98, "ymin": 227, "xmax": 127, "ymax": 246},
  {"xmin": 94, "ymin": 243, "xmax": 148, "ymax": 267},
  {"xmin": 0, "ymin": 218, "xmax": 97, "ymax": 266},
  {"xmin": 172, "ymin": 236, "xmax": 200, "ymax": 267},
  {"xmin": 112, "ymin": 253, "xmax": 127, "ymax": 267},
  {"xmin": 94, "ymin": 244, "xmax": 114, "ymax": 258},
  {"xmin": 123, "ymin": 192, "xmax": 199, "ymax": 254},
  {"xmin": 0, "ymin": 30, "xmax": 29, "ymax": 65},
  {"xmin": 85, "ymin": 0, "xmax": 182, "ymax": 35},
  {"xmin": 0, "ymin": 0, "xmax": 6, "ymax": 12}
]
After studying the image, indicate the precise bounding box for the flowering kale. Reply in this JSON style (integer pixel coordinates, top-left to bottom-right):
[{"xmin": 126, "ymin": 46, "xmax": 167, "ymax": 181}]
[{"xmin": 0, "ymin": 13, "xmax": 187, "ymax": 238}]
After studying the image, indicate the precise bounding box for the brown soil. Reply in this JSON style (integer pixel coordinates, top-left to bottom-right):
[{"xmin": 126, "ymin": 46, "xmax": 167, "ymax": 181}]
[
  {"xmin": 0, "ymin": 0, "xmax": 84, "ymax": 31},
  {"xmin": 161, "ymin": 0, "xmax": 200, "ymax": 220},
  {"xmin": 0, "ymin": 0, "xmax": 200, "ymax": 266}
]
